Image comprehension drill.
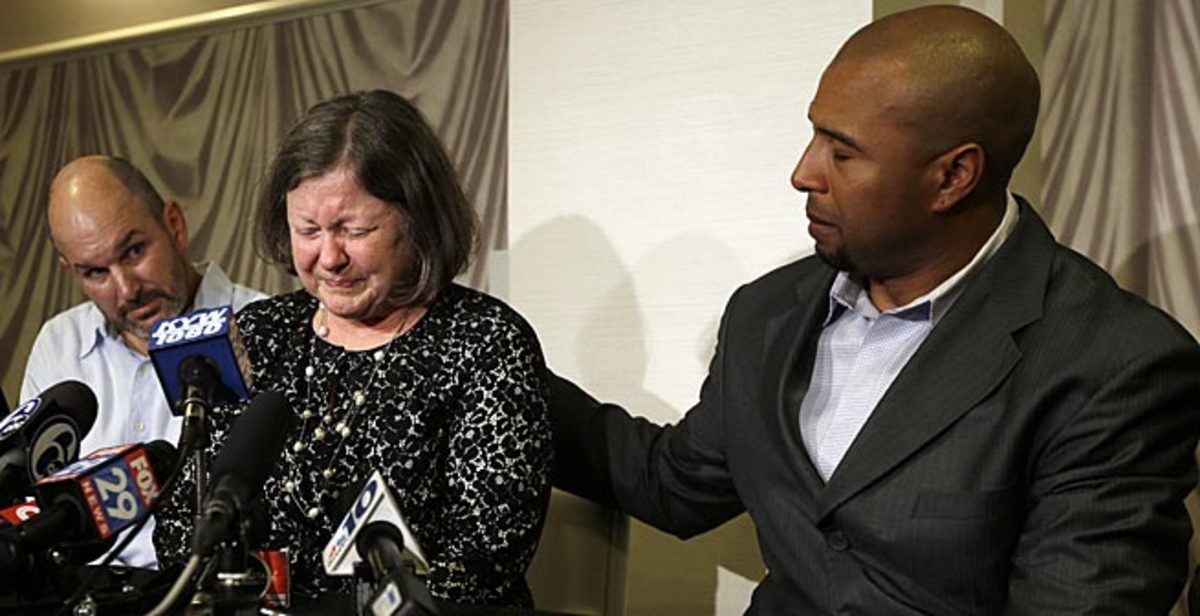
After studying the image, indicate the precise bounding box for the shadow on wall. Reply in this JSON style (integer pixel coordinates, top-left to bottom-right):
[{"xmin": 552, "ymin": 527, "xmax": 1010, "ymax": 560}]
[
  {"xmin": 615, "ymin": 234, "xmax": 768, "ymax": 615},
  {"xmin": 512, "ymin": 215, "xmax": 770, "ymax": 614}
]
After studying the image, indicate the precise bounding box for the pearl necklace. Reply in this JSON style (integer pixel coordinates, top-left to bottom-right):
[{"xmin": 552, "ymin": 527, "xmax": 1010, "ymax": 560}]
[{"xmin": 282, "ymin": 303, "xmax": 415, "ymax": 521}]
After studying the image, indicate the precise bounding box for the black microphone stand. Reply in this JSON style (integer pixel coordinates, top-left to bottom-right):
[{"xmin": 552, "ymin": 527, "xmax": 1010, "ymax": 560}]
[
  {"xmin": 176, "ymin": 355, "xmax": 220, "ymax": 516},
  {"xmin": 193, "ymin": 537, "xmax": 267, "ymax": 615},
  {"xmin": 353, "ymin": 522, "xmax": 438, "ymax": 616},
  {"xmin": 187, "ymin": 494, "xmax": 271, "ymax": 614},
  {"xmin": 176, "ymin": 392, "xmax": 291, "ymax": 616}
]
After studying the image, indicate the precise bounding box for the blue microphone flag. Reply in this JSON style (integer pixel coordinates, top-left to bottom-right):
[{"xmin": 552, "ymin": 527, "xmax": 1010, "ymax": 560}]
[
  {"xmin": 148, "ymin": 305, "xmax": 251, "ymax": 411},
  {"xmin": 34, "ymin": 443, "xmax": 166, "ymax": 540}
]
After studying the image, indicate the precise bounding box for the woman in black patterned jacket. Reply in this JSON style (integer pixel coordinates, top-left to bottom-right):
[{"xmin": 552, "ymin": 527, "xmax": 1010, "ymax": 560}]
[{"xmin": 154, "ymin": 89, "xmax": 552, "ymax": 608}]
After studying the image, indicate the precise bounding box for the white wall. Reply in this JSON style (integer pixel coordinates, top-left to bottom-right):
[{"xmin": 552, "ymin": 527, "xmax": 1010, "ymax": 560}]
[{"xmin": 508, "ymin": 1, "xmax": 870, "ymax": 612}]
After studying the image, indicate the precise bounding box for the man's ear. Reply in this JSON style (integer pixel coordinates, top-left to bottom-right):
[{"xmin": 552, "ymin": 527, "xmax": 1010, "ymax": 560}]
[
  {"xmin": 930, "ymin": 142, "xmax": 984, "ymax": 214},
  {"xmin": 57, "ymin": 254, "xmax": 73, "ymax": 275},
  {"xmin": 163, "ymin": 200, "xmax": 190, "ymax": 254}
]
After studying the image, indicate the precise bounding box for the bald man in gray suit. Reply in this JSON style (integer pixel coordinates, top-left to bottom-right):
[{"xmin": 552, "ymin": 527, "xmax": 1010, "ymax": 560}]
[{"xmin": 550, "ymin": 6, "xmax": 1200, "ymax": 614}]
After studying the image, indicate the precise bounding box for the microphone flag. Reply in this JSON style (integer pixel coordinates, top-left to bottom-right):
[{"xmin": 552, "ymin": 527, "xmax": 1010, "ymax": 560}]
[
  {"xmin": 148, "ymin": 305, "xmax": 251, "ymax": 412},
  {"xmin": 34, "ymin": 442, "xmax": 167, "ymax": 540},
  {"xmin": 323, "ymin": 470, "xmax": 428, "ymax": 577}
]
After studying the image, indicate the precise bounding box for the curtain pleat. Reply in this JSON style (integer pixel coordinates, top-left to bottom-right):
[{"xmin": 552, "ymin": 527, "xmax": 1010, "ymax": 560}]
[
  {"xmin": 0, "ymin": 0, "xmax": 507, "ymax": 396},
  {"xmin": 1042, "ymin": 0, "xmax": 1200, "ymax": 340}
]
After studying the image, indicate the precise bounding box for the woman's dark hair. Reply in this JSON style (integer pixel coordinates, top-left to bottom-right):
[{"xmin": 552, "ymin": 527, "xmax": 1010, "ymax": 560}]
[{"xmin": 256, "ymin": 89, "xmax": 477, "ymax": 306}]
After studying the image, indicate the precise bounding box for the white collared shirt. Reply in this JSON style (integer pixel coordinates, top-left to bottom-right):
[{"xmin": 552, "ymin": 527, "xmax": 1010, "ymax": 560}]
[
  {"xmin": 19, "ymin": 262, "xmax": 264, "ymax": 567},
  {"xmin": 799, "ymin": 195, "xmax": 1019, "ymax": 481}
]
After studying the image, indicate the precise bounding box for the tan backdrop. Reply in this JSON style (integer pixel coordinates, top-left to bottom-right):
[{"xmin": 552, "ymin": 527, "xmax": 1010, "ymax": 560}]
[
  {"xmin": 0, "ymin": 0, "xmax": 507, "ymax": 398},
  {"xmin": 1042, "ymin": 0, "xmax": 1200, "ymax": 338}
]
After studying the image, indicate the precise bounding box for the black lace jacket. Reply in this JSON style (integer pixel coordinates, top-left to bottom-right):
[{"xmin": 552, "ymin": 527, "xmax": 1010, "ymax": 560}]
[{"xmin": 154, "ymin": 285, "xmax": 552, "ymax": 607}]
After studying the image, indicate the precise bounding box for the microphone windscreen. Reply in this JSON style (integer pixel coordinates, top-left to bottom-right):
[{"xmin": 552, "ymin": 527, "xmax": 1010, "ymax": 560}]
[
  {"xmin": 210, "ymin": 391, "xmax": 293, "ymax": 494},
  {"xmin": 25, "ymin": 380, "xmax": 97, "ymax": 440},
  {"xmin": 4, "ymin": 379, "xmax": 98, "ymax": 441},
  {"xmin": 142, "ymin": 440, "xmax": 180, "ymax": 479},
  {"xmin": 355, "ymin": 520, "xmax": 407, "ymax": 575},
  {"xmin": 18, "ymin": 381, "xmax": 98, "ymax": 482},
  {"xmin": 191, "ymin": 392, "xmax": 292, "ymax": 557}
]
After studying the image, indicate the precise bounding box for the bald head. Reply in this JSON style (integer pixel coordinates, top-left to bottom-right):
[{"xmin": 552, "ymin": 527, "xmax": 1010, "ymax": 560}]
[
  {"xmin": 49, "ymin": 156, "xmax": 165, "ymax": 239},
  {"xmin": 834, "ymin": 5, "xmax": 1040, "ymax": 192}
]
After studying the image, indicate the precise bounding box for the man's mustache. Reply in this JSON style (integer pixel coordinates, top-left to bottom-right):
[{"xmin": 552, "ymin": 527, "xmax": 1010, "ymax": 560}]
[{"xmin": 118, "ymin": 290, "xmax": 171, "ymax": 317}]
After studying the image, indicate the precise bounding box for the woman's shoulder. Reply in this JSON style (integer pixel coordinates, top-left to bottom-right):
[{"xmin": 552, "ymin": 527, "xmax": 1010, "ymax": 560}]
[
  {"xmin": 433, "ymin": 284, "xmax": 539, "ymax": 342},
  {"xmin": 234, "ymin": 289, "xmax": 315, "ymax": 354},
  {"xmin": 236, "ymin": 289, "xmax": 315, "ymax": 328}
]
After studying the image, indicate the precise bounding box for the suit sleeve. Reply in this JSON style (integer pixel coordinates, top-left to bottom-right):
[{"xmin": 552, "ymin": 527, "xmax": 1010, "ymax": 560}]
[
  {"xmin": 549, "ymin": 289, "xmax": 747, "ymax": 539},
  {"xmin": 1006, "ymin": 343, "xmax": 1200, "ymax": 614}
]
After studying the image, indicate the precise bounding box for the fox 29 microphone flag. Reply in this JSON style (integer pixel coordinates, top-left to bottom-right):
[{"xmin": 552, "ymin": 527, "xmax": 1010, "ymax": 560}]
[{"xmin": 33, "ymin": 441, "xmax": 176, "ymax": 541}]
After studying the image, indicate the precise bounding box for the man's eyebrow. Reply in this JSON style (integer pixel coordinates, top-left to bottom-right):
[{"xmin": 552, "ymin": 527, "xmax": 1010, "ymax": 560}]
[
  {"xmin": 815, "ymin": 126, "xmax": 863, "ymax": 152},
  {"xmin": 117, "ymin": 229, "xmax": 139, "ymax": 247},
  {"xmin": 68, "ymin": 229, "xmax": 140, "ymax": 273}
]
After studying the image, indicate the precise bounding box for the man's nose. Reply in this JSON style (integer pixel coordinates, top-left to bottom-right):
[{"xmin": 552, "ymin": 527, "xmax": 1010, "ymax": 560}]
[
  {"xmin": 791, "ymin": 139, "xmax": 825, "ymax": 194},
  {"xmin": 112, "ymin": 266, "xmax": 141, "ymax": 301}
]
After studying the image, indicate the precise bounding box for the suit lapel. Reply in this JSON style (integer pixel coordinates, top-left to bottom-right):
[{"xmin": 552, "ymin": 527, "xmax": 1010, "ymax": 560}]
[
  {"xmin": 815, "ymin": 198, "xmax": 1052, "ymax": 521},
  {"xmin": 762, "ymin": 266, "xmax": 835, "ymax": 497},
  {"xmin": 815, "ymin": 291, "xmax": 1020, "ymax": 519}
]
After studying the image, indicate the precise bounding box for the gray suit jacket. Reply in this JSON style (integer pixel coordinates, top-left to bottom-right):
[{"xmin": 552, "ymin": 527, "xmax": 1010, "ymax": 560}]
[{"xmin": 551, "ymin": 199, "xmax": 1200, "ymax": 614}]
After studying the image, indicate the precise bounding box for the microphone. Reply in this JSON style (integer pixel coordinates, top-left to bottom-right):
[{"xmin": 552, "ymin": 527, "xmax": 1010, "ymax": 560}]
[
  {"xmin": 354, "ymin": 521, "xmax": 439, "ymax": 616},
  {"xmin": 148, "ymin": 305, "xmax": 252, "ymax": 418},
  {"xmin": 323, "ymin": 470, "xmax": 429, "ymax": 577},
  {"xmin": 0, "ymin": 440, "xmax": 176, "ymax": 573},
  {"xmin": 0, "ymin": 380, "xmax": 98, "ymax": 504},
  {"xmin": 192, "ymin": 391, "xmax": 293, "ymax": 557}
]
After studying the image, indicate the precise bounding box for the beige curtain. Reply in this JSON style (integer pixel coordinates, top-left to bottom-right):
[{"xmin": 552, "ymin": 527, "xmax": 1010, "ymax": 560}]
[
  {"xmin": 0, "ymin": 0, "xmax": 507, "ymax": 398},
  {"xmin": 1042, "ymin": 0, "xmax": 1200, "ymax": 338}
]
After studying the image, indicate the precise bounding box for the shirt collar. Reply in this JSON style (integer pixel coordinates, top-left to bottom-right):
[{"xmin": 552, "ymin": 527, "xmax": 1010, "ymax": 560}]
[
  {"xmin": 78, "ymin": 304, "xmax": 108, "ymax": 360},
  {"xmin": 79, "ymin": 261, "xmax": 216, "ymax": 359},
  {"xmin": 824, "ymin": 193, "xmax": 1020, "ymax": 326},
  {"xmin": 192, "ymin": 261, "xmax": 233, "ymax": 309}
]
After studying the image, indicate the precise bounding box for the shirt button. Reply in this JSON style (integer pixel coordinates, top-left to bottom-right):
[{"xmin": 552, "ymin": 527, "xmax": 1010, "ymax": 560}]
[{"xmin": 133, "ymin": 421, "xmax": 146, "ymax": 433}]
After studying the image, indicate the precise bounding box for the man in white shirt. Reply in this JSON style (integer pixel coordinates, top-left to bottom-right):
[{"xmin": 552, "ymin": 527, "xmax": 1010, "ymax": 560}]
[{"xmin": 19, "ymin": 155, "xmax": 264, "ymax": 568}]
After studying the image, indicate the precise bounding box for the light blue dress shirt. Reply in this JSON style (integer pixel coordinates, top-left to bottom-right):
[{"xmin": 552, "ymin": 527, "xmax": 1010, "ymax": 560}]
[
  {"xmin": 19, "ymin": 262, "xmax": 263, "ymax": 567},
  {"xmin": 800, "ymin": 195, "xmax": 1019, "ymax": 482}
]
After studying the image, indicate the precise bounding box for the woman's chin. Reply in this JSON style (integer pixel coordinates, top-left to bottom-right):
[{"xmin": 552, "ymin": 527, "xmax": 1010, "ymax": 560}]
[{"xmin": 316, "ymin": 293, "xmax": 363, "ymax": 316}]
